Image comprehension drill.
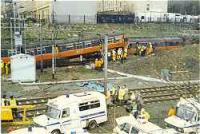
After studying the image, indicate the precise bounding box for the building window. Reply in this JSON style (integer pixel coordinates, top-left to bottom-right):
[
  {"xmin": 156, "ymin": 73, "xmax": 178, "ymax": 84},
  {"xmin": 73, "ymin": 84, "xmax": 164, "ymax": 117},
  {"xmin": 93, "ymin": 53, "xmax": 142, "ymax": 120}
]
[{"xmin": 146, "ymin": 4, "xmax": 150, "ymax": 11}]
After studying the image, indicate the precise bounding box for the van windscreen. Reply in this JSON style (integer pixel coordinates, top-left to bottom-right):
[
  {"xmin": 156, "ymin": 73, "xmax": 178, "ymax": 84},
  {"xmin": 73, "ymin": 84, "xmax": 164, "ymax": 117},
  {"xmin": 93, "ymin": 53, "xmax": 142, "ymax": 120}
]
[{"xmin": 46, "ymin": 106, "xmax": 61, "ymax": 119}]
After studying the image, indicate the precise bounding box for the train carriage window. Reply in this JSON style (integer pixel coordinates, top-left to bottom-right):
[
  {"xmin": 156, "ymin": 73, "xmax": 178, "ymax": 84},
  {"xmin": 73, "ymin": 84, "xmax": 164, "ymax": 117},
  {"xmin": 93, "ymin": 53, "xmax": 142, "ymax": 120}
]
[
  {"xmin": 82, "ymin": 42, "xmax": 86, "ymax": 48},
  {"xmin": 42, "ymin": 48, "xmax": 46, "ymax": 53},
  {"xmin": 165, "ymin": 42, "xmax": 170, "ymax": 46},
  {"xmin": 73, "ymin": 43, "xmax": 76, "ymax": 49},
  {"xmin": 169, "ymin": 41, "xmax": 176, "ymax": 46},
  {"xmin": 45, "ymin": 46, "xmax": 52, "ymax": 53},
  {"xmin": 88, "ymin": 43, "xmax": 92, "ymax": 47},
  {"xmin": 160, "ymin": 42, "xmax": 165, "ymax": 46}
]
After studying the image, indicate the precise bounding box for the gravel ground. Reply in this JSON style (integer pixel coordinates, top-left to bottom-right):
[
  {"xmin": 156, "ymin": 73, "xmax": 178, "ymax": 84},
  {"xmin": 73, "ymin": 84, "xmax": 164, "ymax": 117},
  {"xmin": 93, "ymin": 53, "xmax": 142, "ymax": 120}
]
[{"xmin": 109, "ymin": 44, "xmax": 200, "ymax": 81}]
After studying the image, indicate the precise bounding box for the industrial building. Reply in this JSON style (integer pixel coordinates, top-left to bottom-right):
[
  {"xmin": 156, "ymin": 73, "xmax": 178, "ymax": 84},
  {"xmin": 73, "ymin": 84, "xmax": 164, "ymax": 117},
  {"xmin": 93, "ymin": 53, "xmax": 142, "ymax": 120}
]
[
  {"xmin": 16, "ymin": 0, "xmax": 97, "ymax": 24},
  {"xmin": 98, "ymin": 0, "xmax": 168, "ymax": 13},
  {"xmin": 14, "ymin": 0, "xmax": 168, "ymax": 24},
  {"xmin": 98, "ymin": 0, "xmax": 168, "ymax": 22}
]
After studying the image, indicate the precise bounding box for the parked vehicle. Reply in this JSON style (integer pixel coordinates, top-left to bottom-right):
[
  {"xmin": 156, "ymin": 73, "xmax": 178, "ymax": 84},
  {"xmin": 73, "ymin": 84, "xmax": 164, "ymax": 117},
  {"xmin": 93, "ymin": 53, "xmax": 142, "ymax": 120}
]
[
  {"xmin": 113, "ymin": 114, "xmax": 177, "ymax": 134},
  {"xmin": 33, "ymin": 91, "xmax": 107, "ymax": 134},
  {"xmin": 165, "ymin": 98, "xmax": 200, "ymax": 133}
]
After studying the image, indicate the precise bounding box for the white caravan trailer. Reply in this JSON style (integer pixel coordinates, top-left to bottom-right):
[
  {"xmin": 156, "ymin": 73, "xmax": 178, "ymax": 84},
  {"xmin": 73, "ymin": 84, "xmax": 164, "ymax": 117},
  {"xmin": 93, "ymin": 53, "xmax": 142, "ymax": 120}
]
[
  {"xmin": 165, "ymin": 98, "xmax": 200, "ymax": 133},
  {"xmin": 33, "ymin": 91, "xmax": 107, "ymax": 134}
]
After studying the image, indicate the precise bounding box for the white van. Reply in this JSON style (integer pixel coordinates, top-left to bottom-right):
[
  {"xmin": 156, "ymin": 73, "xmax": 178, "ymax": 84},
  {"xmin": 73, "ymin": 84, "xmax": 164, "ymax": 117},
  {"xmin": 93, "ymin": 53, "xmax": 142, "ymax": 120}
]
[
  {"xmin": 9, "ymin": 127, "xmax": 89, "ymax": 134},
  {"xmin": 33, "ymin": 91, "xmax": 107, "ymax": 134},
  {"xmin": 165, "ymin": 98, "xmax": 200, "ymax": 134},
  {"xmin": 113, "ymin": 114, "xmax": 177, "ymax": 134}
]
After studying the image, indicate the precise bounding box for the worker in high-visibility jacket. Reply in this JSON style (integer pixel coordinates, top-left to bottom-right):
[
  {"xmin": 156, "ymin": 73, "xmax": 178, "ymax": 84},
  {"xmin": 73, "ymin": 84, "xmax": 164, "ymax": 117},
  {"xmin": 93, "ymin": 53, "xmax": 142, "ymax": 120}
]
[
  {"xmin": 106, "ymin": 90, "xmax": 111, "ymax": 105},
  {"xmin": 55, "ymin": 45, "xmax": 59, "ymax": 53},
  {"xmin": 140, "ymin": 108, "xmax": 150, "ymax": 122},
  {"xmin": 168, "ymin": 106, "xmax": 176, "ymax": 117},
  {"xmin": 108, "ymin": 51, "xmax": 111, "ymax": 61},
  {"xmin": 112, "ymin": 50, "xmax": 116, "ymax": 62},
  {"xmin": 9, "ymin": 96, "xmax": 18, "ymax": 118},
  {"xmin": 1, "ymin": 95, "xmax": 7, "ymax": 106},
  {"xmin": 146, "ymin": 42, "xmax": 153, "ymax": 56},
  {"xmin": 118, "ymin": 87, "xmax": 125, "ymax": 105},
  {"xmin": 123, "ymin": 85, "xmax": 129, "ymax": 103},
  {"xmin": 111, "ymin": 86, "xmax": 116, "ymax": 104},
  {"xmin": 1, "ymin": 60, "xmax": 4, "ymax": 75},
  {"xmin": 95, "ymin": 58, "xmax": 99, "ymax": 70},
  {"xmin": 140, "ymin": 45, "xmax": 146, "ymax": 56},
  {"xmin": 99, "ymin": 58, "xmax": 104, "ymax": 69},
  {"xmin": 117, "ymin": 48, "xmax": 122, "ymax": 60},
  {"xmin": 5, "ymin": 62, "xmax": 10, "ymax": 77},
  {"xmin": 123, "ymin": 49, "xmax": 128, "ymax": 60}
]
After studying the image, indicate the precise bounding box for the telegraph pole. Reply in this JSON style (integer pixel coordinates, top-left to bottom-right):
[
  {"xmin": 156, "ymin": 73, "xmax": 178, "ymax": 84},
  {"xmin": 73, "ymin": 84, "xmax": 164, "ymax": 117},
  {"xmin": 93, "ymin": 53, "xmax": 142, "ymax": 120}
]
[
  {"xmin": 10, "ymin": 20, "xmax": 13, "ymax": 53},
  {"xmin": 104, "ymin": 35, "xmax": 108, "ymax": 95},
  {"xmin": 39, "ymin": 15, "xmax": 43, "ymax": 72},
  {"xmin": 13, "ymin": 1, "xmax": 16, "ymax": 52},
  {"xmin": 52, "ymin": 0, "xmax": 55, "ymax": 79}
]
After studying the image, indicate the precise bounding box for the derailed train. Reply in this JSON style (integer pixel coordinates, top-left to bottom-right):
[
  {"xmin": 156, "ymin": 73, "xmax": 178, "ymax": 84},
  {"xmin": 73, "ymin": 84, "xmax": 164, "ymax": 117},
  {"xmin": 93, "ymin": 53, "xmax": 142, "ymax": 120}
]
[{"xmin": 1, "ymin": 34, "xmax": 187, "ymax": 68}]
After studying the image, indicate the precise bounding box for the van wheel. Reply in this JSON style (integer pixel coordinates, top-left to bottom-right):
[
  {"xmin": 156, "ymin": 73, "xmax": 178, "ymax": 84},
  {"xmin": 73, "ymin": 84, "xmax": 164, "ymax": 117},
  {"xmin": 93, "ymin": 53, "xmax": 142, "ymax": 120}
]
[
  {"xmin": 51, "ymin": 129, "xmax": 61, "ymax": 134},
  {"xmin": 88, "ymin": 120, "xmax": 97, "ymax": 130}
]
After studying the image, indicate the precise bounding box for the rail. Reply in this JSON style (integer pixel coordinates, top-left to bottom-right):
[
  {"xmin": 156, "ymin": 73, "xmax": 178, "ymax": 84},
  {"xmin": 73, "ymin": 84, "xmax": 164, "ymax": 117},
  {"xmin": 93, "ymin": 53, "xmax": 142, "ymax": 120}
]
[{"xmin": 14, "ymin": 83, "xmax": 199, "ymax": 117}]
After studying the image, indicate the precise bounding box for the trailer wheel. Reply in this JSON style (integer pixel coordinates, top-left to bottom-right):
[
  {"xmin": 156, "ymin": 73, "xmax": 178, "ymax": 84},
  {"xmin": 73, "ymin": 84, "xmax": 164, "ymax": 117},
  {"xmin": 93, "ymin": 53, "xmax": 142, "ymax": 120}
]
[
  {"xmin": 88, "ymin": 120, "xmax": 97, "ymax": 130},
  {"xmin": 51, "ymin": 129, "xmax": 61, "ymax": 134}
]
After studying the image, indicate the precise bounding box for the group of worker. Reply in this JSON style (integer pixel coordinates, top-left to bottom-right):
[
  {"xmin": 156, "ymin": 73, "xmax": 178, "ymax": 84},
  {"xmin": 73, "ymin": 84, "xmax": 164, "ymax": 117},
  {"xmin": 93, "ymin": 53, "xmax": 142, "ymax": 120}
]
[
  {"xmin": 136, "ymin": 42, "xmax": 153, "ymax": 56},
  {"xmin": 105, "ymin": 85, "xmax": 129, "ymax": 105},
  {"xmin": 2, "ymin": 95, "xmax": 18, "ymax": 118},
  {"xmin": 105, "ymin": 85, "xmax": 151, "ymax": 122},
  {"xmin": 111, "ymin": 47, "xmax": 128, "ymax": 63},
  {"xmin": 94, "ymin": 58, "xmax": 104, "ymax": 71},
  {"xmin": 1, "ymin": 60, "xmax": 10, "ymax": 78}
]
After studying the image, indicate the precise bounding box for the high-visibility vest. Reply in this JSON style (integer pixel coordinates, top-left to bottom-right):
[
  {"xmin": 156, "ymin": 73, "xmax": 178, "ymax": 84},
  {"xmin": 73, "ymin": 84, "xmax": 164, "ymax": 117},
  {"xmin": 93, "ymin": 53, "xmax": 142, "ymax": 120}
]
[
  {"xmin": 100, "ymin": 59, "xmax": 103, "ymax": 66},
  {"xmin": 5, "ymin": 64, "xmax": 9, "ymax": 75},
  {"xmin": 168, "ymin": 108, "xmax": 176, "ymax": 117},
  {"xmin": 1, "ymin": 61, "xmax": 4, "ymax": 68},
  {"xmin": 118, "ymin": 89, "xmax": 125, "ymax": 100},
  {"xmin": 97, "ymin": 60, "xmax": 101, "ymax": 68},
  {"xmin": 112, "ymin": 53, "xmax": 116, "ymax": 61},
  {"xmin": 9, "ymin": 99, "xmax": 17, "ymax": 106},
  {"xmin": 141, "ymin": 111, "xmax": 150, "ymax": 121},
  {"xmin": 106, "ymin": 91, "xmax": 111, "ymax": 99},
  {"xmin": 111, "ymin": 87, "xmax": 116, "ymax": 95},
  {"xmin": 2, "ymin": 98, "xmax": 5, "ymax": 106},
  {"xmin": 123, "ymin": 52, "xmax": 127, "ymax": 58},
  {"xmin": 55, "ymin": 47, "xmax": 59, "ymax": 53},
  {"xmin": 124, "ymin": 48, "xmax": 128, "ymax": 53},
  {"xmin": 95, "ymin": 60, "xmax": 98, "ymax": 68}
]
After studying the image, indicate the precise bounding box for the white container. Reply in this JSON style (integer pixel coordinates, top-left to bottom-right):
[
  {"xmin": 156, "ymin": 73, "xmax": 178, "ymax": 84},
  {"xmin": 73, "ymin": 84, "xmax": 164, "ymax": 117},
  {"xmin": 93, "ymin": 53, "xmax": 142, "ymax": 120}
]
[{"xmin": 11, "ymin": 54, "xmax": 36, "ymax": 82}]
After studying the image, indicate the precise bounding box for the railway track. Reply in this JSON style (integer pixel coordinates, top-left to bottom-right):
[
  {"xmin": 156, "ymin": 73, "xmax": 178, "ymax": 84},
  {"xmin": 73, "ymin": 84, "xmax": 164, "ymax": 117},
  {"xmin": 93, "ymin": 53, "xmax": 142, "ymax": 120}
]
[{"xmin": 16, "ymin": 83, "xmax": 199, "ymax": 117}]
